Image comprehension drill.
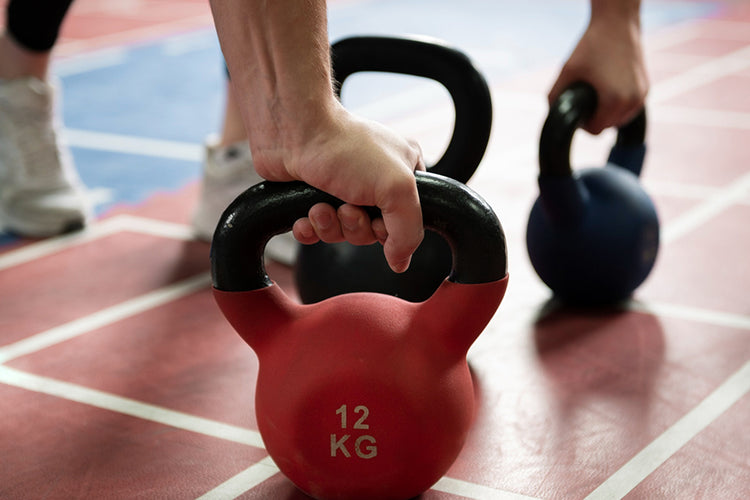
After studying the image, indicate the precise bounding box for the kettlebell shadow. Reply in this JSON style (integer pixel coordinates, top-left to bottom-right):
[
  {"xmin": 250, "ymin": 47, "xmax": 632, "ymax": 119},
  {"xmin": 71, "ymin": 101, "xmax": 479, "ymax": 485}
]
[
  {"xmin": 280, "ymin": 489, "xmax": 426, "ymax": 500},
  {"xmin": 164, "ymin": 239, "xmax": 301, "ymax": 300},
  {"xmin": 160, "ymin": 239, "xmax": 212, "ymax": 284},
  {"xmin": 280, "ymin": 487, "xmax": 427, "ymax": 500},
  {"xmin": 532, "ymin": 298, "xmax": 665, "ymax": 477},
  {"xmin": 533, "ymin": 298, "xmax": 666, "ymax": 408}
]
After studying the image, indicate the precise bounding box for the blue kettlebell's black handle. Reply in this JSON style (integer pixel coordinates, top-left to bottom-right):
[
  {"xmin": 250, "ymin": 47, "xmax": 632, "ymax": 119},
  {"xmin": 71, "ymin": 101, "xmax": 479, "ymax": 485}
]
[
  {"xmin": 539, "ymin": 82, "xmax": 647, "ymax": 177},
  {"xmin": 331, "ymin": 36, "xmax": 493, "ymax": 184},
  {"xmin": 211, "ymin": 172, "xmax": 507, "ymax": 292},
  {"xmin": 608, "ymin": 110, "xmax": 647, "ymax": 176}
]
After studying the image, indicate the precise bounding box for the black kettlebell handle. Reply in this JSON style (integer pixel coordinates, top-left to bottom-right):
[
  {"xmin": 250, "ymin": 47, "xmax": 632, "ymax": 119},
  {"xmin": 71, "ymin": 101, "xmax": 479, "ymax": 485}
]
[
  {"xmin": 331, "ymin": 36, "xmax": 493, "ymax": 184},
  {"xmin": 211, "ymin": 171, "xmax": 507, "ymax": 292},
  {"xmin": 539, "ymin": 82, "xmax": 647, "ymax": 177}
]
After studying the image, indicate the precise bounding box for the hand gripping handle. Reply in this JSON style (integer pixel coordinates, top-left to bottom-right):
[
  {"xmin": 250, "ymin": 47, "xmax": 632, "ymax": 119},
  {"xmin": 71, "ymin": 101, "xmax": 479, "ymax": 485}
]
[
  {"xmin": 331, "ymin": 35, "xmax": 493, "ymax": 183},
  {"xmin": 539, "ymin": 82, "xmax": 647, "ymax": 178},
  {"xmin": 211, "ymin": 171, "xmax": 507, "ymax": 292}
]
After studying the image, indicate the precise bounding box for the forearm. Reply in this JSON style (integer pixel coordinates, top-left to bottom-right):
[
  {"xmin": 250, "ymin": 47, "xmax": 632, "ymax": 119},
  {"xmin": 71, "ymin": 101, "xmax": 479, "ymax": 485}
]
[
  {"xmin": 208, "ymin": 0, "xmax": 337, "ymax": 175},
  {"xmin": 208, "ymin": 1, "xmax": 425, "ymax": 272}
]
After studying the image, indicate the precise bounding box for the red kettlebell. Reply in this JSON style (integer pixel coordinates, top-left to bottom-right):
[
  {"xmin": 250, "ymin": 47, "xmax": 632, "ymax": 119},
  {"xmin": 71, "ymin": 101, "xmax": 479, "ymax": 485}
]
[{"xmin": 211, "ymin": 171, "xmax": 508, "ymax": 500}]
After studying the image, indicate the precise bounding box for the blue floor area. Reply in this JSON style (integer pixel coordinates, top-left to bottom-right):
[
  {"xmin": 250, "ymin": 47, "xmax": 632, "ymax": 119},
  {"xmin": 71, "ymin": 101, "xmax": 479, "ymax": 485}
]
[
  {"xmin": 60, "ymin": 36, "xmax": 224, "ymax": 217},
  {"xmin": 0, "ymin": 0, "xmax": 720, "ymax": 245},
  {"xmin": 70, "ymin": 149, "xmax": 203, "ymax": 216},
  {"xmin": 62, "ymin": 40, "xmax": 225, "ymax": 144}
]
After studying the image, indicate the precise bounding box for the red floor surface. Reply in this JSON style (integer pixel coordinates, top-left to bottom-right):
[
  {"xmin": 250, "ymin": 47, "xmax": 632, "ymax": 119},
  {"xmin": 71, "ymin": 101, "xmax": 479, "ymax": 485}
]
[{"xmin": 1, "ymin": 1, "xmax": 749, "ymax": 499}]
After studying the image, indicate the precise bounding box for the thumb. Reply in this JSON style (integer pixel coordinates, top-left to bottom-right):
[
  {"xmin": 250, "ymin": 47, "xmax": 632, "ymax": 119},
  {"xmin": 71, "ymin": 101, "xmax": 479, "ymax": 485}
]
[{"xmin": 378, "ymin": 187, "xmax": 423, "ymax": 274}]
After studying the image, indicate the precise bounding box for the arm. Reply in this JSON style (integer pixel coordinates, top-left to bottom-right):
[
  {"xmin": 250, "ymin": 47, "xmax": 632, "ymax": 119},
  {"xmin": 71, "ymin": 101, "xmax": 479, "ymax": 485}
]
[
  {"xmin": 549, "ymin": 0, "xmax": 649, "ymax": 134},
  {"xmin": 208, "ymin": 0, "xmax": 424, "ymax": 273}
]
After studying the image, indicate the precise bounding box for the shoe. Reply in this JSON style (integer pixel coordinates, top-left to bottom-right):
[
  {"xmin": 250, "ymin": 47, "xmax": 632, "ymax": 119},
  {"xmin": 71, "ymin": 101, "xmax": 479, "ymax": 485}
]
[
  {"xmin": 0, "ymin": 77, "xmax": 92, "ymax": 236},
  {"xmin": 192, "ymin": 137, "xmax": 299, "ymax": 265}
]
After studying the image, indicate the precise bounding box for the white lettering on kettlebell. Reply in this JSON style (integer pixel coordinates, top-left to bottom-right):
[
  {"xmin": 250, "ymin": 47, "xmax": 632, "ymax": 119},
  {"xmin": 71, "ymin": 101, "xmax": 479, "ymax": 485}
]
[
  {"xmin": 335, "ymin": 404, "xmax": 347, "ymax": 429},
  {"xmin": 330, "ymin": 434, "xmax": 351, "ymax": 458},
  {"xmin": 353, "ymin": 405, "xmax": 370, "ymax": 429},
  {"xmin": 336, "ymin": 404, "xmax": 370, "ymax": 429},
  {"xmin": 331, "ymin": 404, "xmax": 377, "ymax": 459},
  {"xmin": 355, "ymin": 435, "xmax": 377, "ymax": 459}
]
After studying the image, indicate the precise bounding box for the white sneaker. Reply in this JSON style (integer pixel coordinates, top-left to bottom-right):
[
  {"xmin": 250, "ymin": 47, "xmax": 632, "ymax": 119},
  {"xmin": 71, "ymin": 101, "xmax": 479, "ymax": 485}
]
[
  {"xmin": 192, "ymin": 137, "xmax": 299, "ymax": 265},
  {"xmin": 0, "ymin": 77, "xmax": 92, "ymax": 236}
]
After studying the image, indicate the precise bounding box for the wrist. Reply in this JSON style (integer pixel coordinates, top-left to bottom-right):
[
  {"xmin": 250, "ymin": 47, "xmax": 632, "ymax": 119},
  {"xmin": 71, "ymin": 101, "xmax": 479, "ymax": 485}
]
[
  {"xmin": 589, "ymin": 0, "xmax": 641, "ymax": 27},
  {"xmin": 241, "ymin": 77, "xmax": 342, "ymax": 178}
]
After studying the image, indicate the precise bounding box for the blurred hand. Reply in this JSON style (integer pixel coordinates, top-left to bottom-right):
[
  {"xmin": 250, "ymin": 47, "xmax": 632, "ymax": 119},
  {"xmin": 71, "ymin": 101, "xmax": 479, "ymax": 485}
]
[{"xmin": 549, "ymin": 12, "xmax": 649, "ymax": 133}]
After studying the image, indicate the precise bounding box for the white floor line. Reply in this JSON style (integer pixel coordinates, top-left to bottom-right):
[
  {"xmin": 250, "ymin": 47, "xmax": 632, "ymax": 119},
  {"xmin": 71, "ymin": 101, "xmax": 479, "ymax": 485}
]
[
  {"xmin": 646, "ymin": 18, "xmax": 750, "ymax": 52},
  {"xmin": 160, "ymin": 30, "xmax": 218, "ymax": 57},
  {"xmin": 686, "ymin": 19, "xmax": 750, "ymax": 42},
  {"xmin": 53, "ymin": 97, "xmax": 750, "ymax": 176},
  {"xmin": 653, "ymin": 105, "xmax": 750, "ymax": 130},
  {"xmin": 650, "ymin": 44, "xmax": 750, "ymax": 104},
  {"xmin": 53, "ymin": 46, "xmax": 130, "ymax": 77},
  {"xmin": 0, "ymin": 365, "xmax": 264, "ymax": 448},
  {"xmin": 0, "ymin": 215, "xmax": 196, "ymax": 272},
  {"xmin": 645, "ymin": 180, "xmax": 723, "ymax": 202},
  {"xmin": 630, "ymin": 300, "xmax": 750, "ymax": 331},
  {"xmin": 196, "ymin": 454, "xmax": 543, "ymax": 500},
  {"xmin": 112, "ymin": 214, "xmax": 198, "ymax": 241},
  {"xmin": 49, "ymin": 43, "xmax": 750, "ymax": 168},
  {"xmin": 196, "ymin": 457, "xmax": 279, "ymax": 500},
  {"xmin": 0, "ymin": 272, "xmax": 211, "ymax": 363},
  {"xmin": 0, "ymin": 360, "xmax": 542, "ymax": 500},
  {"xmin": 63, "ymin": 128, "xmax": 203, "ymax": 162},
  {"xmin": 433, "ymin": 476, "xmax": 541, "ymax": 500},
  {"xmin": 0, "ymin": 216, "xmax": 130, "ymax": 271},
  {"xmin": 645, "ymin": 21, "xmax": 705, "ymax": 51},
  {"xmin": 461, "ymin": 42, "xmax": 750, "ymax": 121},
  {"xmin": 584, "ymin": 359, "xmax": 750, "ymax": 500},
  {"xmin": 661, "ymin": 170, "xmax": 750, "ymax": 244}
]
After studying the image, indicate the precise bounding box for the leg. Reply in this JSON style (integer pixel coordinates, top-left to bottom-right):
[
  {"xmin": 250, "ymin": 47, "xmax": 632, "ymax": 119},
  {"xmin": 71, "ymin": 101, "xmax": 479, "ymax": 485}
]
[
  {"xmin": 218, "ymin": 81, "xmax": 247, "ymax": 147},
  {"xmin": 0, "ymin": 0, "xmax": 91, "ymax": 237},
  {"xmin": 0, "ymin": 0, "xmax": 73, "ymax": 79},
  {"xmin": 0, "ymin": 34, "xmax": 51, "ymax": 80},
  {"xmin": 192, "ymin": 76, "xmax": 298, "ymax": 264}
]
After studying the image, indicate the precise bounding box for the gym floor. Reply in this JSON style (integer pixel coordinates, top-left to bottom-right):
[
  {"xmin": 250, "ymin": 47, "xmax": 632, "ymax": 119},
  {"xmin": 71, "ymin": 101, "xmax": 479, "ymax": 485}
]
[{"xmin": 1, "ymin": 0, "xmax": 749, "ymax": 498}]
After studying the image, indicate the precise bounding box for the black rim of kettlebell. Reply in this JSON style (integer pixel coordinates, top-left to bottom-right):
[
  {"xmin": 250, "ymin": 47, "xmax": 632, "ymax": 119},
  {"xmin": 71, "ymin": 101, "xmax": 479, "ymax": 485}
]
[
  {"xmin": 331, "ymin": 35, "xmax": 493, "ymax": 184},
  {"xmin": 539, "ymin": 82, "xmax": 647, "ymax": 177},
  {"xmin": 211, "ymin": 171, "xmax": 508, "ymax": 292}
]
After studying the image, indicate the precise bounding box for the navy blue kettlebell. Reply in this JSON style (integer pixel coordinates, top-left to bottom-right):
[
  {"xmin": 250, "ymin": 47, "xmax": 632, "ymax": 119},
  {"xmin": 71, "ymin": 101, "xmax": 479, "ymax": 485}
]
[
  {"xmin": 294, "ymin": 35, "xmax": 493, "ymax": 303},
  {"xmin": 526, "ymin": 82, "xmax": 659, "ymax": 305}
]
